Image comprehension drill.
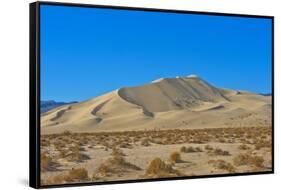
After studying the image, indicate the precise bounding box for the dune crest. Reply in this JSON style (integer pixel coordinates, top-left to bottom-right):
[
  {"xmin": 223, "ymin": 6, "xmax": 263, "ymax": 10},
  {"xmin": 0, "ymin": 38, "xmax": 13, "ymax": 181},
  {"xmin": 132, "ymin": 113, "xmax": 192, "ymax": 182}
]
[{"xmin": 118, "ymin": 76, "xmax": 228, "ymax": 113}]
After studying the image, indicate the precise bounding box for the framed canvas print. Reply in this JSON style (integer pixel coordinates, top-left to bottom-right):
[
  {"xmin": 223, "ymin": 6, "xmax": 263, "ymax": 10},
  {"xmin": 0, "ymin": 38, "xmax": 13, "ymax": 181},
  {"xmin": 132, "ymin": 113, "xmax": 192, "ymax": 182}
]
[{"xmin": 29, "ymin": 1, "xmax": 274, "ymax": 188}]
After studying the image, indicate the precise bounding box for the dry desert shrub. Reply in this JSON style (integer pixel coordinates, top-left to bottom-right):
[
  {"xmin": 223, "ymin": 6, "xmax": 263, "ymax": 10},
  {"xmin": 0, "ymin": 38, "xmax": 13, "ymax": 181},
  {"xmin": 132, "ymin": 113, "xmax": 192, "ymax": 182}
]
[
  {"xmin": 141, "ymin": 138, "xmax": 151, "ymax": 146},
  {"xmin": 180, "ymin": 146, "xmax": 188, "ymax": 153},
  {"xmin": 41, "ymin": 175, "xmax": 64, "ymax": 186},
  {"xmin": 233, "ymin": 153, "xmax": 264, "ymax": 168},
  {"xmin": 78, "ymin": 138, "xmax": 89, "ymax": 146},
  {"xmin": 93, "ymin": 162, "xmax": 114, "ymax": 179},
  {"xmin": 119, "ymin": 142, "xmax": 133, "ymax": 149},
  {"xmin": 95, "ymin": 155, "xmax": 140, "ymax": 178},
  {"xmin": 41, "ymin": 139, "xmax": 49, "ymax": 147},
  {"xmin": 204, "ymin": 145, "xmax": 214, "ymax": 151},
  {"xmin": 238, "ymin": 144, "xmax": 251, "ymax": 150},
  {"xmin": 62, "ymin": 130, "xmax": 72, "ymax": 136},
  {"xmin": 108, "ymin": 155, "xmax": 127, "ymax": 166},
  {"xmin": 195, "ymin": 147, "xmax": 203, "ymax": 152},
  {"xmin": 57, "ymin": 146, "xmax": 70, "ymax": 158},
  {"xmin": 41, "ymin": 168, "xmax": 89, "ymax": 185},
  {"xmin": 132, "ymin": 136, "xmax": 141, "ymax": 143},
  {"xmin": 190, "ymin": 139, "xmax": 205, "ymax": 144},
  {"xmin": 208, "ymin": 159, "xmax": 236, "ymax": 173},
  {"xmin": 41, "ymin": 127, "xmax": 271, "ymax": 149},
  {"xmin": 110, "ymin": 155, "xmax": 140, "ymax": 171},
  {"xmin": 93, "ymin": 154, "xmax": 141, "ymax": 179},
  {"xmin": 65, "ymin": 168, "xmax": 89, "ymax": 182},
  {"xmin": 192, "ymin": 133, "xmax": 211, "ymax": 143},
  {"xmin": 53, "ymin": 140, "xmax": 66, "ymax": 151},
  {"xmin": 111, "ymin": 148, "xmax": 126, "ymax": 157},
  {"xmin": 218, "ymin": 138, "xmax": 226, "ymax": 143},
  {"xmin": 169, "ymin": 151, "xmax": 182, "ymax": 163},
  {"xmin": 181, "ymin": 146, "xmax": 202, "ymax": 153},
  {"xmin": 65, "ymin": 145, "xmax": 90, "ymax": 162},
  {"xmin": 254, "ymin": 139, "xmax": 271, "ymax": 150},
  {"xmin": 41, "ymin": 153, "xmax": 59, "ymax": 172},
  {"xmin": 145, "ymin": 158, "xmax": 181, "ymax": 178},
  {"xmin": 209, "ymin": 148, "xmax": 230, "ymax": 156},
  {"xmin": 150, "ymin": 137, "xmax": 164, "ymax": 145}
]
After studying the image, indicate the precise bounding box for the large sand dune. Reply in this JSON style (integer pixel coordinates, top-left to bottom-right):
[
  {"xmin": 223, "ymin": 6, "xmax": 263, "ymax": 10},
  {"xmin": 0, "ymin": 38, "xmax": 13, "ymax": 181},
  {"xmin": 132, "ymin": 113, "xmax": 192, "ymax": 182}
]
[{"xmin": 41, "ymin": 75, "xmax": 271, "ymax": 134}]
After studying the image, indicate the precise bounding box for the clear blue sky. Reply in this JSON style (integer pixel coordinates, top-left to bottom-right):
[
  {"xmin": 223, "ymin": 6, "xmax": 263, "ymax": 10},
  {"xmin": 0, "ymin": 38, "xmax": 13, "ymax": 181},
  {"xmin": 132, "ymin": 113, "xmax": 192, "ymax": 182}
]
[{"xmin": 40, "ymin": 5, "xmax": 272, "ymax": 102}]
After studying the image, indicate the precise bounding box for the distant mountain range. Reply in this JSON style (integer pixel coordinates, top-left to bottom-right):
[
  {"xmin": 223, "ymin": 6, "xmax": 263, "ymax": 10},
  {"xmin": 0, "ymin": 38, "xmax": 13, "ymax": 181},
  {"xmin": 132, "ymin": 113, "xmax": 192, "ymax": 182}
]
[
  {"xmin": 41, "ymin": 100, "xmax": 77, "ymax": 113},
  {"xmin": 259, "ymin": 93, "xmax": 272, "ymax": 96}
]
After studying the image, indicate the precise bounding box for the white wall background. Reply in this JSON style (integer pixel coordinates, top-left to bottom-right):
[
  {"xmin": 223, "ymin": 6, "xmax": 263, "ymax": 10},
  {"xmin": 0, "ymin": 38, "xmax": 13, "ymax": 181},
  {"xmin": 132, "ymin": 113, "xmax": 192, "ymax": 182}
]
[{"xmin": 0, "ymin": 0, "xmax": 279, "ymax": 189}]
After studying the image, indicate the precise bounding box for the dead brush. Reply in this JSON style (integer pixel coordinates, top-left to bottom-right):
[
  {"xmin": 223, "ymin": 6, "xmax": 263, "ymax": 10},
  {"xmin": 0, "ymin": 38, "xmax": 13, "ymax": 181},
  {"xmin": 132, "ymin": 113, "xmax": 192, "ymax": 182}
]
[
  {"xmin": 195, "ymin": 147, "xmax": 203, "ymax": 152},
  {"xmin": 94, "ymin": 147, "xmax": 140, "ymax": 179},
  {"xmin": 169, "ymin": 151, "xmax": 182, "ymax": 163},
  {"xmin": 233, "ymin": 153, "xmax": 264, "ymax": 168},
  {"xmin": 238, "ymin": 144, "xmax": 251, "ymax": 150},
  {"xmin": 42, "ymin": 168, "xmax": 89, "ymax": 185},
  {"xmin": 132, "ymin": 136, "xmax": 140, "ymax": 144},
  {"xmin": 204, "ymin": 145, "xmax": 214, "ymax": 151},
  {"xmin": 57, "ymin": 147, "xmax": 70, "ymax": 158},
  {"xmin": 65, "ymin": 145, "xmax": 90, "ymax": 162},
  {"xmin": 93, "ymin": 154, "xmax": 141, "ymax": 179},
  {"xmin": 208, "ymin": 148, "xmax": 230, "ymax": 156},
  {"xmin": 41, "ymin": 153, "xmax": 59, "ymax": 172},
  {"xmin": 218, "ymin": 138, "xmax": 226, "ymax": 143},
  {"xmin": 41, "ymin": 175, "xmax": 65, "ymax": 186},
  {"xmin": 93, "ymin": 163, "xmax": 112, "ymax": 179},
  {"xmin": 140, "ymin": 138, "xmax": 150, "ymax": 146},
  {"xmin": 41, "ymin": 139, "xmax": 49, "ymax": 147},
  {"xmin": 53, "ymin": 140, "xmax": 66, "ymax": 151},
  {"xmin": 193, "ymin": 133, "xmax": 211, "ymax": 143},
  {"xmin": 62, "ymin": 130, "xmax": 72, "ymax": 136},
  {"xmin": 111, "ymin": 148, "xmax": 126, "ymax": 157},
  {"xmin": 208, "ymin": 159, "xmax": 236, "ymax": 173},
  {"xmin": 150, "ymin": 137, "xmax": 164, "ymax": 145},
  {"xmin": 119, "ymin": 142, "xmax": 133, "ymax": 149},
  {"xmin": 145, "ymin": 158, "xmax": 181, "ymax": 178},
  {"xmin": 254, "ymin": 139, "xmax": 271, "ymax": 150},
  {"xmin": 181, "ymin": 146, "xmax": 203, "ymax": 153},
  {"xmin": 65, "ymin": 168, "xmax": 89, "ymax": 182},
  {"xmin": 180, "ymin": 146, "xmax": 188, "ymax": 153}
]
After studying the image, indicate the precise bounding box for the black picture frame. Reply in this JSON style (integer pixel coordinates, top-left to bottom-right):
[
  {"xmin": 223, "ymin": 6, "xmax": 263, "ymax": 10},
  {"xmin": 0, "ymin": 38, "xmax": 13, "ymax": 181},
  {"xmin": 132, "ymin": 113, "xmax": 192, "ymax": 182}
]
[{"xmin": 29, "ymin": 1, "xmax": 274, "ymax": 189}]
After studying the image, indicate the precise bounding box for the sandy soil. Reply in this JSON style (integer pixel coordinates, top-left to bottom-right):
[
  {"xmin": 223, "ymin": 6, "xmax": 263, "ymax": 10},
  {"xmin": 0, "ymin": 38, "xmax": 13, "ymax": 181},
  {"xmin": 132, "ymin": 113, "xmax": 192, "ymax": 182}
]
[{"xmin": 40, "ymin": 127, "xmax": 272, "ymax": 186}]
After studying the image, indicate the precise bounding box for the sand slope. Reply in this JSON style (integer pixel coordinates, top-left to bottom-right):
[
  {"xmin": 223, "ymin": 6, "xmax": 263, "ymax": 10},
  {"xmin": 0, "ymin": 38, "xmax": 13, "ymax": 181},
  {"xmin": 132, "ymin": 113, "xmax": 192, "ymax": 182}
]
[
  {"xmin": 41, "ymin": 76, "xmax": 271, "ymax": 134},
  {"xmin": 118, "ymin": 76, "xmax": 228, "ymax": 112}
]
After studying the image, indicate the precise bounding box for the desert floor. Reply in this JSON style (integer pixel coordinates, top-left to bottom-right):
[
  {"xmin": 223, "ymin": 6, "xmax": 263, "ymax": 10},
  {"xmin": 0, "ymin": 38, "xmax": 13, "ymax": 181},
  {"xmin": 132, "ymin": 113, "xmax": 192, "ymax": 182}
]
[{"xmin": 40, "ymin": 126, "xmax": 272, "ymax": 186}]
